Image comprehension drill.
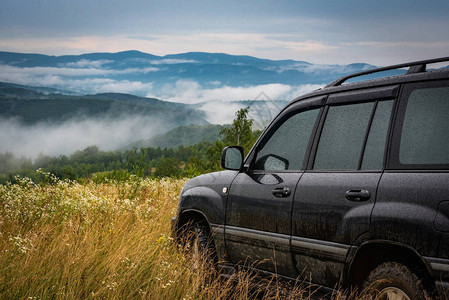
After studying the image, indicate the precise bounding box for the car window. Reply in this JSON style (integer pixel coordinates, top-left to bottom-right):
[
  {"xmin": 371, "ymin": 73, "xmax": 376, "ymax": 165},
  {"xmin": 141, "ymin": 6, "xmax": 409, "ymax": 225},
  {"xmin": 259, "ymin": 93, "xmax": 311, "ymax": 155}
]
[
  {"xmin": 314, "ymin": 102, "xmax": 374, "ymax": 170},
  {"xmin": 361, "ymin": 100, "xmax": 394, "ymax": 170},
  {"xmin": 399, "ymin": 86, "xmax": 449, "ymax": 165},
  {"xmin": 253, "ymin": 108, "xmax": 320, "ymax": 171}
]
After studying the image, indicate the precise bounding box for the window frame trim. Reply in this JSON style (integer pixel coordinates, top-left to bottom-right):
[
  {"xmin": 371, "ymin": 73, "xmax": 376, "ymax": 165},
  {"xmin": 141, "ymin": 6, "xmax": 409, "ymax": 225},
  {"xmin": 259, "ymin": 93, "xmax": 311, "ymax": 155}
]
[
  {"xmin": 358, "ymin": 101, "xmax": 378, "ymax": 170},
  {"xmin": 245, "ymin": 96, "xmax": 326, "ymax": 172}
]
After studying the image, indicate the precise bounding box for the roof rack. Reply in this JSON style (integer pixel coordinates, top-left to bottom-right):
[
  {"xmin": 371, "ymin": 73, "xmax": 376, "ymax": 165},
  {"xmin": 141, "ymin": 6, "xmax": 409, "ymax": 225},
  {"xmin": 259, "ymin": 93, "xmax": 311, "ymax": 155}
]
[{"xmin": 326, "ymin": 56, "xmax": 449, "ymax": 87}]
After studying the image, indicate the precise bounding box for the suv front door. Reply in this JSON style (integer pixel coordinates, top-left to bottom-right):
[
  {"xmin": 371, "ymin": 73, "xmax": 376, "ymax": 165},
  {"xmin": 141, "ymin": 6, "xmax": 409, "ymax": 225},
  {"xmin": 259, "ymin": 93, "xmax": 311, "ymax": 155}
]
[{"xmin": 225, "ymin": 97, "xmax": 324, "ymax": 278}]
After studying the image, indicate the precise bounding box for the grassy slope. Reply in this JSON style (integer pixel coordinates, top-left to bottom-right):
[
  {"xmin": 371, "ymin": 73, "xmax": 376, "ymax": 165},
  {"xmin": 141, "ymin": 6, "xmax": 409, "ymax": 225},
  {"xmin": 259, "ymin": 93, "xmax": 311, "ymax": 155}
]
[{"xmin": 0, "ymin": 174, "xmax": 354, "ymax": 299}]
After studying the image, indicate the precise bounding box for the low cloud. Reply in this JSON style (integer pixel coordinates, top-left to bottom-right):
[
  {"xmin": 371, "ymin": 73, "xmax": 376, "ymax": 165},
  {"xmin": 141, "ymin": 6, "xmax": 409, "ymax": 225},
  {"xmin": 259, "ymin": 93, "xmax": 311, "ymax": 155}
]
[
  {"xmin": 199, "ymin": 101, "xmax": 244, "ymax": 125},
  {"xmin": 150, "ymin": 80, "xmax": 297, "ymax": 104},
  {"xmin": 0, "ymin": 116, "xmax": 163, "ymax": 159},
  {"xmin": 269, "ymin": 62, "xmax": 375, "ymax": 74},
  {"xmin": 0, "ymin": 69, "xmax": 154, "ymax": 95},
  {"xmin": 0, "ymin": 79, "xmax": 324, "ymax": 158},
  {"xmin": 0, "ymin": 64, "xmax": 158, "ymax": 79},
  {"xmin": 166, "ymin": 81, "xmax": 324, "ymax": 125},
  {"xmin": 148, "ymin": 79, "xmax": 322, "ymax": 103},
  {"xmin": 0, "ymin": 64, "xmax": 112, "ymax": 77},
  {"xmin": 0, "ymin": 64, "xmax": 321, "ymax": 100},
  {"xmin": 61, "ymin": 59, "xmax": 114, "ymax": 68},
  {"xmin": 197, "ymin": 100, "xmax": 284, "ymax": 129}
]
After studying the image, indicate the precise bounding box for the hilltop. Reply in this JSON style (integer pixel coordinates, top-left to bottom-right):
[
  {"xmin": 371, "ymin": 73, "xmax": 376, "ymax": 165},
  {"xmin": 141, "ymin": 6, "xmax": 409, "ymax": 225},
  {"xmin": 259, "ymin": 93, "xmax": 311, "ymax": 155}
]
[
  {"xmin": 0, "ymin": 50, "xmax": 389, "ymax": 99},
  {"xmin": 0, "ymin": 81, "xmax": 206, "ymax": 125}
]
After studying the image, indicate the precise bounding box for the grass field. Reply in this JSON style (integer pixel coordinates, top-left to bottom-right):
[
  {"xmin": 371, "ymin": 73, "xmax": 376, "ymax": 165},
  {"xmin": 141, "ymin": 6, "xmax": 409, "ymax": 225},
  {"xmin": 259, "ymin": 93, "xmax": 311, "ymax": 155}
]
[{"xmin": 0, "ymin": 172, "xmax": 350, "ymax": 299}]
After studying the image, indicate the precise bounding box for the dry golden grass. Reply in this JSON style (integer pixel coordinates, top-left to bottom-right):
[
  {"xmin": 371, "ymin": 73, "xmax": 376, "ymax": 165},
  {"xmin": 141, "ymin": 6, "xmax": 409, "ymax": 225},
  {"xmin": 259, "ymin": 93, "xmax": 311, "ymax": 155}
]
[{"xmin": 0, "ymin": 172, "xmax": 358, "ymax": 299}]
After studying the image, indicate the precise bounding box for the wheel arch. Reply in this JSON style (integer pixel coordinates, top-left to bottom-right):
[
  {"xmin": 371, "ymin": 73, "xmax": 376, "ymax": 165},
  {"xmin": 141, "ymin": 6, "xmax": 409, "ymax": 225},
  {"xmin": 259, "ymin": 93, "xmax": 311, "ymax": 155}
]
[
  {"xmin": 346, "ymin": 240, "xmax": 435, "ymax": 291},
  {"xmin": 175, "ymin": 209, "xmax": 211, "ymax": 235}
]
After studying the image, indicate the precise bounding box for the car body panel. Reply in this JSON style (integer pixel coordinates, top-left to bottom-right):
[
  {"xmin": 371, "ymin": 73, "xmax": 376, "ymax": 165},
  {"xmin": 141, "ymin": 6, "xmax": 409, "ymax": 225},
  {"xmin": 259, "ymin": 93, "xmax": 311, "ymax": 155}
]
[
  {"xmin": 373, "ymin": 172, "xmax": 449, "ymax": 259},
  {"xmin": 225, "ymin": 171, "xmax": 302, "ymax": 277},
  {"xmin": 292, "ymin": 172, "xmax": 381, "ymax": 285},
  {"xmin": 176, "ymin": 170, "xmax": 238, "ymax": 261},
  {"xmin": 174, "ymin": 61, "xmax": 449, "ymax": 297}
]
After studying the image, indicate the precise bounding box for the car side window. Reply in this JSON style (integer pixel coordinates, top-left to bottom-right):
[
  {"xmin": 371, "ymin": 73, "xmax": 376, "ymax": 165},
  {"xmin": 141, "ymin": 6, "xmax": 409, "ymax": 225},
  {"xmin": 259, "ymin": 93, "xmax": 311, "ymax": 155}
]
[
  {"xmin": 399, "ymin": 85, "xmax": 449, "ymax": 166},
  {"xmin": 314, "ymin": 102, "xmax": 374, "ymax": 170},
  {"xmin": 314, "ymin": 100, "xmax": 393, "ymax": 171},
  {"xmin": 253, "ymin": 108, "xmax": 320, "ymax": 171}
]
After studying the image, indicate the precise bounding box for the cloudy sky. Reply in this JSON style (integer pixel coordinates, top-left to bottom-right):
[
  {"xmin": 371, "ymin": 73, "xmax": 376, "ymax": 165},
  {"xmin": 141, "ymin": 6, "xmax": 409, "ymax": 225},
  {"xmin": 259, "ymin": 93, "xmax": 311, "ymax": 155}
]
[{"xmin": 1, "ymin": 0, "xmax": 448, "ymax": 65}]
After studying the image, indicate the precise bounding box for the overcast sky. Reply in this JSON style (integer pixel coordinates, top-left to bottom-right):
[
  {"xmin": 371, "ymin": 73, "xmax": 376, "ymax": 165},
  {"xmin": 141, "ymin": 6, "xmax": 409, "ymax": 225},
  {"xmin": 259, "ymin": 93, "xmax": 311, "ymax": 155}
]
[{"xmin": 0, "ymin": 0, "xmax": 448, "ymax": 65}]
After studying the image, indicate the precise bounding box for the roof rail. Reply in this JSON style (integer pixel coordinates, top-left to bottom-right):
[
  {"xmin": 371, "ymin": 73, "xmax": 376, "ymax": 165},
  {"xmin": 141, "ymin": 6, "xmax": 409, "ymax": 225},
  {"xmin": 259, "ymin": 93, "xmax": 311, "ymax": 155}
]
[{"xmin": 326, "ymin": 56, "xmax": 449, "ymax": 87}]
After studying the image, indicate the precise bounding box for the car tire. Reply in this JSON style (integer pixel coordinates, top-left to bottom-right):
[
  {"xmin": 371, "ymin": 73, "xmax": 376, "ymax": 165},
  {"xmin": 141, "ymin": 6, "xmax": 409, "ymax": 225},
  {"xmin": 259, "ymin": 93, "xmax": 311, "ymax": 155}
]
[
  {"xmin": 188, "ymin": 220, "xmax": 217, "ymax": 267},
  {"xmin": 362, "ymin": 262, "xmax": 430, "ymax": 300}
]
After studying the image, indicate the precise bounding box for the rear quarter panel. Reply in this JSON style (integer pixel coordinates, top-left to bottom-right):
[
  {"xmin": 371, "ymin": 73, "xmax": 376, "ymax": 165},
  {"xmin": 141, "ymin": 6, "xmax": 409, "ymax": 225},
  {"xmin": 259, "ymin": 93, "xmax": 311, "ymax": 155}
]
[{"xmin": 372, "ymin": 172, "xmax": 449, "ymax": 259}]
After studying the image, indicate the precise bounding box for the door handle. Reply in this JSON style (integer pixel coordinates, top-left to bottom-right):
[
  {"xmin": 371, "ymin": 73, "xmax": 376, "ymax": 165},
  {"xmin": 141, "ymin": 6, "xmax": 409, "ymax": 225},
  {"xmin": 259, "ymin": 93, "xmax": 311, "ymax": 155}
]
[
  {"xmin": 272, "ymin": 187, "xmax": 291, "ymax": 198},
  {"xmin": 345, "ymin": 189, "xmax": 371, "ymax": 202}
]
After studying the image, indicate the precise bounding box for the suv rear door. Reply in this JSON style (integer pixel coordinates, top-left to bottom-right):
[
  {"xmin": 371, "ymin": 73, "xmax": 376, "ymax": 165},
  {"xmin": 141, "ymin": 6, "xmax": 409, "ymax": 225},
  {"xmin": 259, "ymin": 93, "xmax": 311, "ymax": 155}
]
[{"xmin": 292, "ymin": 86, "xmax": 398, "ymax": 286}]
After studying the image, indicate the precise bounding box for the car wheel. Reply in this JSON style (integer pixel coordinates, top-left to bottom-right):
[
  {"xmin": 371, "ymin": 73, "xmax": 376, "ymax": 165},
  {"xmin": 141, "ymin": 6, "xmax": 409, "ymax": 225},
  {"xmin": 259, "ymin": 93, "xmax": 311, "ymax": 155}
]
[
  {"xmin": 362, "ymin": 262, "xmax": 430, "ymax": 300},
  {"xmin": 188, "ymin": 220, "xmax": 217, "ymax": 267}
]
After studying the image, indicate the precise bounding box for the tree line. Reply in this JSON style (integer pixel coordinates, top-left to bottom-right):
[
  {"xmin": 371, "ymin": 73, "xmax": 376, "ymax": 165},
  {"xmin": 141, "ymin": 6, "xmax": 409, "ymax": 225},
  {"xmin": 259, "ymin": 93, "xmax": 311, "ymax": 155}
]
[{"xmin": 0, "ymin": 108, "xmax": 261, "ymax": 184}]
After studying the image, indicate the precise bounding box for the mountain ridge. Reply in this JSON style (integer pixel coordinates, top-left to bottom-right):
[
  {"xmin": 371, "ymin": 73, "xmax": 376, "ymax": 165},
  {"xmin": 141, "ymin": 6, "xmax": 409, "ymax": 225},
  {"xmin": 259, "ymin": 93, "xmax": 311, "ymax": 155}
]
[
  {"xmin": 0, "ymin": 50, "xmax": 383, "ymax": 97},
  {"xmin": 0, "ymin": 81, "xmax": 208, "ymax": 126},
  {"xmin": 0, "ymin": 50, "xmax": 408, "ymax": 157}
]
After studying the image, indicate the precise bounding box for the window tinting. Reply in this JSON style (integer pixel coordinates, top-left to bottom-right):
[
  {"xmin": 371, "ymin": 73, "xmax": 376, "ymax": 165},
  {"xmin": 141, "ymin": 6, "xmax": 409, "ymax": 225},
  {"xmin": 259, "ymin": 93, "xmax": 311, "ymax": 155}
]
[
  {"xmin": 314, "ymin": 102, "xmax": 374, "ymax": 170},
  {"xmin": 361, "ymin": 100, "xmax": 393, "ymax": 170},
  {"xmin": 400, "ymin": 87, "xmax": 449, "ymax": 165},
  {"xmin": 254, "ymin": 109, "xmax": 319, "ymax": 171}
]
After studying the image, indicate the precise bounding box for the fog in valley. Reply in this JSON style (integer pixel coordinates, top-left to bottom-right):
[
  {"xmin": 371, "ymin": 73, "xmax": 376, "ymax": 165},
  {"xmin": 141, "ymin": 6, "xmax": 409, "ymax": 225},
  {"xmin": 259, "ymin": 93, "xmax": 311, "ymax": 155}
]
[
  {"xmin": 1, "ymin": 83, "xmax": 323, "ymax": 161},
  {"xmin": 0, "ymin": 50, "xmax": 327, "ymax": 163},
  {"xmin": 0, "ymin": 115, "xmax": 162, "ymax": 159}
]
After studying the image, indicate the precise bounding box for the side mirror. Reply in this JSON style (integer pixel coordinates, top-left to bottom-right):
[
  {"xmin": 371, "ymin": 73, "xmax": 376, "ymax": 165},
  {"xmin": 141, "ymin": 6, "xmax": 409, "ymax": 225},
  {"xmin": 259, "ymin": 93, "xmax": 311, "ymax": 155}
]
[{"xmin": 221, "ymin": 146, "xmax": 244, "ymax": 171}]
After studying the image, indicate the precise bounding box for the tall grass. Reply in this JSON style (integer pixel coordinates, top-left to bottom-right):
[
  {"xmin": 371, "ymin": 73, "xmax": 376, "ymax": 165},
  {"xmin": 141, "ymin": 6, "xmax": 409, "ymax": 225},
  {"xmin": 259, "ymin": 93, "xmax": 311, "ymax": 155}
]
[{"xmin": 0, "ymin": 172, "xmax": 348, "ymax": 299}]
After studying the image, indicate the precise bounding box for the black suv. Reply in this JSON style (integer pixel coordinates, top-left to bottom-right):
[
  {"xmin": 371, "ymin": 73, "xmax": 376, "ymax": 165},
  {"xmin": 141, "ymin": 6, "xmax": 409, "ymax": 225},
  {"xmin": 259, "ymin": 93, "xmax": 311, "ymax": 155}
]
[{"xmin": 173, "ymin": 57, "xmax": 449, "ymax": 299}]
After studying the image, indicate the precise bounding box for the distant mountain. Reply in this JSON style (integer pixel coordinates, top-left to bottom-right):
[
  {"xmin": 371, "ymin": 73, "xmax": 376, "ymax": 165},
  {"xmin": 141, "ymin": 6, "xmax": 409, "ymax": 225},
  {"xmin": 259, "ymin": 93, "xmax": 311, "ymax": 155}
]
[
  {"xmin": 0, "ymin": 50, "xmax": 393, "ymax": 99},
  {"xmin": 0, "ymin": 80, "xmax": 290, "ymax": 128},
  {"xmin": 0, "ymin": 50, "xmax": 413, "ymax": 156},
  {"xmin": 0, "ymin": 81, "xmax": 208, "ymax": 126},
  {"xmin": 0, "ymin": 50, "xmax": 159, "ymax": 68},
  {"xmin": 0, "ymin": 80, "xmax": 293, "ymax": 157},
  {"xmin": 0, "ymin": 81, "xmax": 78, "ymax": 95}
]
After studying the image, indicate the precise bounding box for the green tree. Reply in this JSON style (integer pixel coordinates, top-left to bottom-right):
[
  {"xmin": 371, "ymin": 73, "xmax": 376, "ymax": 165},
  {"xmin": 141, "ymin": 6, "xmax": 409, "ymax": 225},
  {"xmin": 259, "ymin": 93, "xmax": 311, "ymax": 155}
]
[
  {"xmin": 220, "ymin": 107, "xmax": 253, "ymax": 147},
  {"xmin": 183, "ymin": 156, "xmax": 208, "ymax": 177},
  {"xmin": 219, "ymin": 106, "xmax": 261, "ymax": 153},
  {"xmin": 154, "ymin": 157, "xmax": 182, "ymax": 178}
]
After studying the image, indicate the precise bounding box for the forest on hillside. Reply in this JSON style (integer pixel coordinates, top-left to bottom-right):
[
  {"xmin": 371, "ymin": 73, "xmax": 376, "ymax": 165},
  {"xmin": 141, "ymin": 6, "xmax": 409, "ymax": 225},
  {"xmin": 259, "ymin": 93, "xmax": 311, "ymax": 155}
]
[{"xmin": 0, "ymin": 108, "xmax": 260, "ymax": 184}]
